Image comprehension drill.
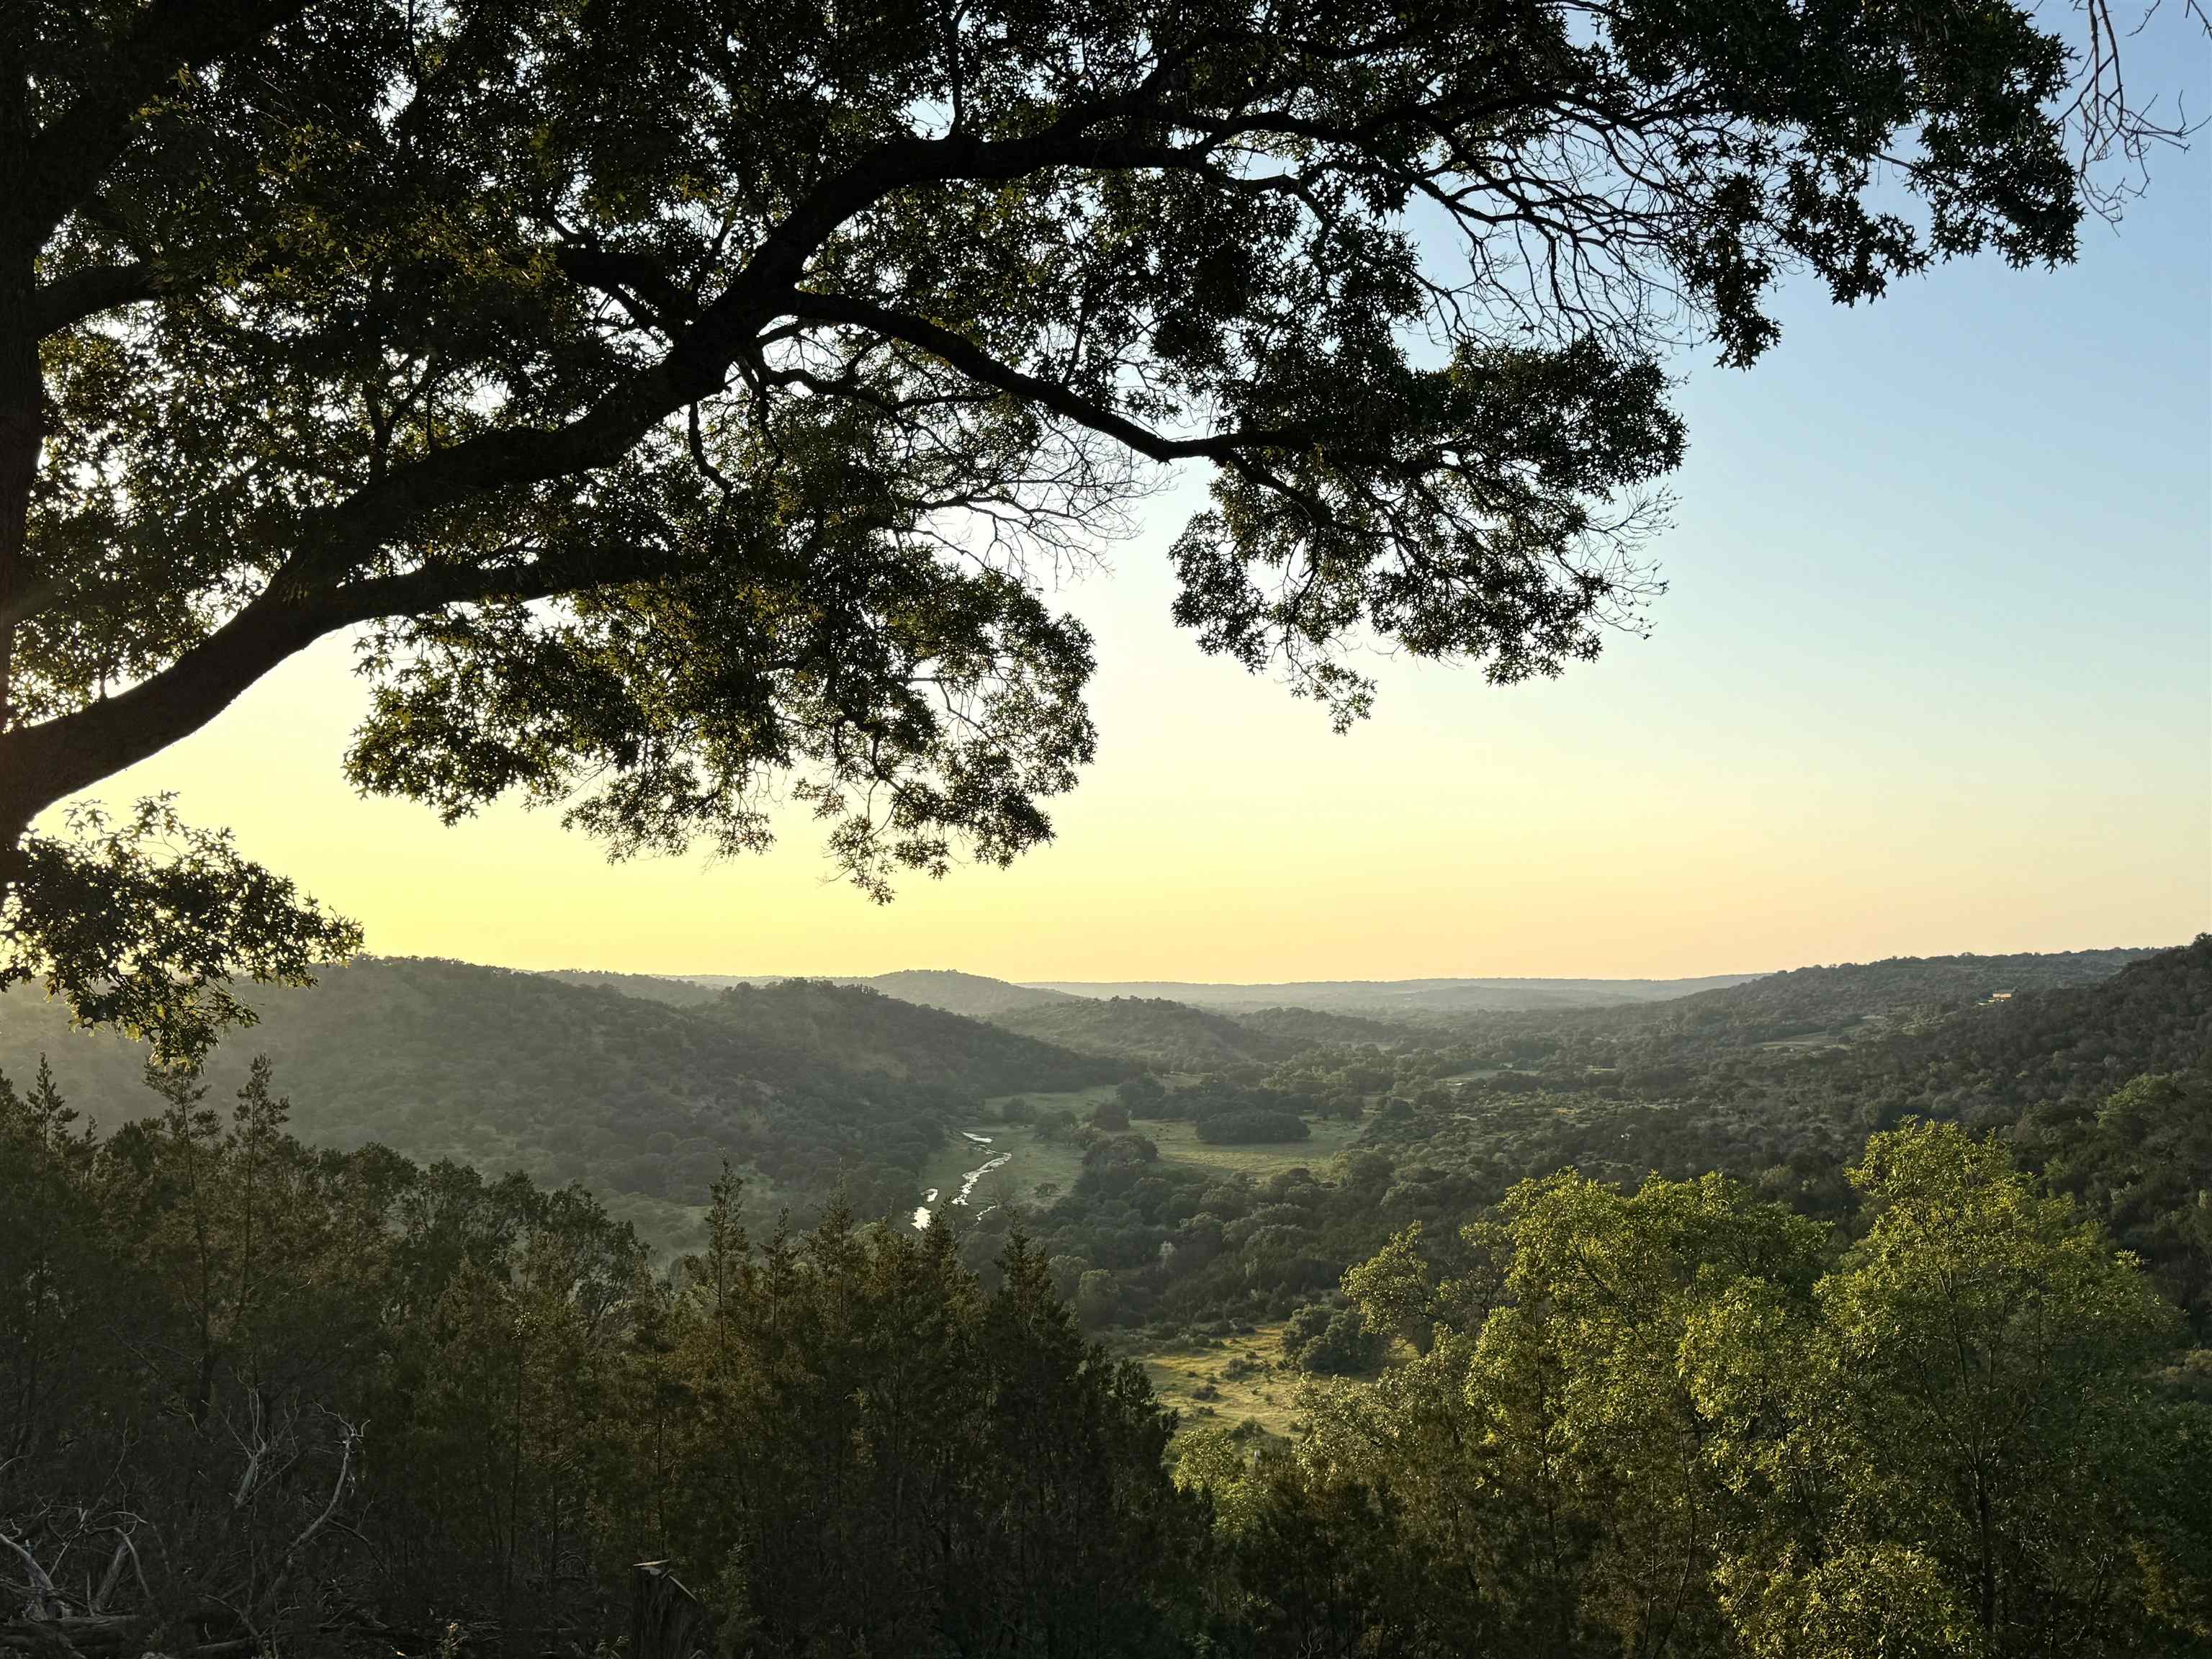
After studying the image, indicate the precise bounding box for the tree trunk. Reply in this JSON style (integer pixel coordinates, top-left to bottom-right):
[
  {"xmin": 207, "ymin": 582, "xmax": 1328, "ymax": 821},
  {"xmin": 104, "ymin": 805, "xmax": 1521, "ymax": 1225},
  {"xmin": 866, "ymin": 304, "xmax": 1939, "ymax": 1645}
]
[
  {"xmin": 631, "ymin": 1561, "xmax": 708, "ymax": 1659},
  {"xmin": 0, "ymin": 254, "xmax": 40, "ymax": 737}
]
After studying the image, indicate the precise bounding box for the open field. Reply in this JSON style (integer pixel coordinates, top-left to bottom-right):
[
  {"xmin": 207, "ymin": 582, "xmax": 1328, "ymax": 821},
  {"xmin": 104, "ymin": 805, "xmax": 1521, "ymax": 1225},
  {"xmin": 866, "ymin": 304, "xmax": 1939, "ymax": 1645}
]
[
  {"xmin": 912, "ymin": 1120, "xmax": 1089, "ymax": 1220},
  {"xmin": 1128, "ymin": 1322, "xmax": 1304, "ymax": 1441},
  {"xmin": 907, "ymin": 1107, "xmax": 1372, "ymax": 1228},
  {"xmin": 1144, "ymin": 1115, "xmax": 1369, "ymax": 1176},
  {"xmin": 984, "ymin": 1082, "xmax": 1130, "ymax": 1115},
  {"xmin": 907, "ymin": 1100, "xmax": 1366, "ymax": 1229}
]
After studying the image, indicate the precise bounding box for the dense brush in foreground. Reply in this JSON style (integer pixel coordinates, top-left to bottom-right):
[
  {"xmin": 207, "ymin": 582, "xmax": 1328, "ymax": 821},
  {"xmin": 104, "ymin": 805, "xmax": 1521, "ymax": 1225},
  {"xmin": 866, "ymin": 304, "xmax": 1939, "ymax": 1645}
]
[{"xmin": 2, "ymin": 1061, "xmax": 2206, "ymax": 1657}]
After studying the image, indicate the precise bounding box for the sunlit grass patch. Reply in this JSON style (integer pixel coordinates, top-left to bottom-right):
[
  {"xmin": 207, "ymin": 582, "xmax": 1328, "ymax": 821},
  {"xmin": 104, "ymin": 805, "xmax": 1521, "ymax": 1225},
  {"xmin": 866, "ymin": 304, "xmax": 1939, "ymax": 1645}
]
[
  {"xmin": 1142, "ymin": 1115, "xmax": 1368, "ymax": 1176},
  {"xmin": 1131, "ymin": 1322, "xmax": 1303, "ymax": 1442},
  {"xmin": 982, "ymin": 1082, "xmax": 1125, "ymax": 1115}
]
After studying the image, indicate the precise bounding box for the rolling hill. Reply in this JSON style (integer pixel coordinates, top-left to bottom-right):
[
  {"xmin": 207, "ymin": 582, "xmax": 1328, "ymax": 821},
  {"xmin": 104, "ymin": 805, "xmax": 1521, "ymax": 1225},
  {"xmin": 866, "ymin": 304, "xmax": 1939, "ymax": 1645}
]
[
  {"xmin": 1648, "ymin": 947, "xmax": 2160, "ymax": 1045},
  {"xmin": 590, "ymin": 968, "xmax": 1087, "ymax": 1017},
  {"xmin": 696, "ymin": 978, "xmax": 1120, "ymax": 1093},
  {"xmin": 1022, "ymin": 974, "xmax": 1766, "ymax": 1014},
  {"xmin": 1424, "ymin": 945, "xmax": 2169, "ymax": 1064},
  {"xmin": 848, "ymin": 969, "xmax": 1085, "ymax": 1018},
  {"xmin": 988, "ymin": 995, "xmax": 1408, "ymax": 1070},
  {"xmin": 1877, "ymin": 940, "xmax": 2211, "ymax": 1124},
  {"xmin": 1369, "ymin": 942, "xmax": 2198, "ymax": 1205},
  {"xmin": 1229, "ymin": 1005, "xmax": 1422, "ymax": 1048},
  {"xmin": 0, "ymin": 958, "xmax": 1118, "ymax": 1238},
  {"xmin": 541, "ymin": 968, "xmax": 727, "ymax": 1007},
  {"xmin": 5, "ymin": 943, "xmax": 2184, "ymax": 1262}
]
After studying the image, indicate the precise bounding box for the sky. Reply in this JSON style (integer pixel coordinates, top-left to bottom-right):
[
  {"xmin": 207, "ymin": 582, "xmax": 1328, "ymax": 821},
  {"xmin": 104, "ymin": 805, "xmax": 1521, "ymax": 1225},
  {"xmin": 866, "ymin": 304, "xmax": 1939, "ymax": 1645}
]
[{"xmin": 72, "ymin": 81, "xmax": 2212, "ymax": 984}]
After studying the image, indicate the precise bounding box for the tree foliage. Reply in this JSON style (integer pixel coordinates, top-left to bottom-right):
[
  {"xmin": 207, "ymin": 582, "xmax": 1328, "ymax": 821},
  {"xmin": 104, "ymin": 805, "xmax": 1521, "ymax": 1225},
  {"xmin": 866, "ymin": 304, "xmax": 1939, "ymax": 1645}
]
[
  {"xmin": 1, "ymin": 798, "xmax": 361, "ymax": 1064},
  {"xmin": 0, "ymin": 0, "xmax": 2161, "ymax": 1054},
  {"xmin": 1196, "ymin": 1125, "xmax": 2211, "ymax": 1658},
  {"xmin": 6, "ymin": 1046, "xmax": 2207, "ymax": 1655},
  {"xmin": 0, "ymin": 1062, "xmax": 1206, "ymax": 1655}
]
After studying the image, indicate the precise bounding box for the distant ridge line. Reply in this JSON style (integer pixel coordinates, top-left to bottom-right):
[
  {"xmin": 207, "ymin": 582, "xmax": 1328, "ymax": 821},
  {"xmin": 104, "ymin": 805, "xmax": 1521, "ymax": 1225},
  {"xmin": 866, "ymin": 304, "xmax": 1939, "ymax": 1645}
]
[
  {"xmin": 565, "ymin": 950, "xmax": 2171, "ymax": 1020},
  {"xmin": 642, "ymin": 969, "xmax": 1777, "ymax": 1017},
  {"xmin": 1020, "ymin": 975, "xmax": 1769, "ymax": 994},
  {"xmin": 660, "ymin": 972, "xmax": 1770, "ymax": 990}
]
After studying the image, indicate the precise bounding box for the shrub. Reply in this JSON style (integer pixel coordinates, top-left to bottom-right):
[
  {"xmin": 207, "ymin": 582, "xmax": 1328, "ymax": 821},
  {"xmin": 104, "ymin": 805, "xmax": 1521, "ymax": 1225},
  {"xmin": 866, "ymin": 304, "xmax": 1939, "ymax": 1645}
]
[{"xmin": 1280, "ymin": 1303, "xmax": 1386, "ymax": 1375}]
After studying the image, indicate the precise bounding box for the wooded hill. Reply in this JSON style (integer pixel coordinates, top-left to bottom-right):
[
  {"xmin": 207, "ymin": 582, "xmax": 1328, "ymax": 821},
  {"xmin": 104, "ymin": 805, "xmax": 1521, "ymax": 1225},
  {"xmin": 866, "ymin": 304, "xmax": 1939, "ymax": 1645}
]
[
  {"xmin": 1334, "ymin": 949, "xmax": 2157, "ymax": 1102},
  {"xmin": 990, "ymin": 995, "xmax": 1411, "ymax": 1071},
  {"xmin": 605, "ymin": 968, "xmax": 1087, "ymax": 1018},
  {"xmin": 540, "ymin": 968, "xmax": 725, "ymax": 1007},
  {"xmin": 0, "ymin": 960, "xmax": 1121, "ymax": 1231},
  {"xmin": 954, "ymin": 940, "xmax": 2206, "ymax": 1339},
  {"xmin": 852, "ymin": 968, "xmax": 1085, "ymax": 1017},
  {"xmin": 1634, "ymin": 945, "xmax": 2157, "ymax": 1043}
]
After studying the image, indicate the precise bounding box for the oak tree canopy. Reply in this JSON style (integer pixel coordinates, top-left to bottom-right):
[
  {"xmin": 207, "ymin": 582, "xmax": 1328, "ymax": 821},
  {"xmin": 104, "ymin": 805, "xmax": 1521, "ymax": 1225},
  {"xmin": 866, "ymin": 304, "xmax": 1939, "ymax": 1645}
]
[{"xmin": 0, "ymin": 0, "xmax": 2172, "ymax": 1054}]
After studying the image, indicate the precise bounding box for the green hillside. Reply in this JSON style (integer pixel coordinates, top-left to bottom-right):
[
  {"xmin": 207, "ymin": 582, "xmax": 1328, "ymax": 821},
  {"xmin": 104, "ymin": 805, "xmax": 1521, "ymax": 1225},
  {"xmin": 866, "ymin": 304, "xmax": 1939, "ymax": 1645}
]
[
  {"xmin": 991, "ymin": 995, "xmax": 1316, "ymax": 1069},
  {"xmin": 562, "ymin": 967, "xmax": 1088, "ymax": 1020},
  {"xmin": 1230, "ymin": 1004, "xmax": 1418, "ymax": 1048},
  {"xmin": 1002, "ymin": 940, "xmax": 2210, "ymax": 1340},
  {"xmin": 697, "ymin": 977, "xmax": 1123, "ymax": 1095},
  {"xmin": 1352, "ymin": 944, "xmax": 2188, "ymax": 1182},
  {"xmin": 1647, "ymin": 946, "xmax": 2159, "ymax": 1043},
  {"xmin": 1420, "ymin": 945, "xmax": 2164, "ymax": 1060},
  {"xmin": 540, "ymin": 968, "xmax": 727, "ymax": 1007},
  {"xmin": 0, "ymin": 958, "xmax": 1116, "ymax": 1234},
  {"xmin": 1884, "ymin": 942, "xmax": 2211, "ymax": 1118}
]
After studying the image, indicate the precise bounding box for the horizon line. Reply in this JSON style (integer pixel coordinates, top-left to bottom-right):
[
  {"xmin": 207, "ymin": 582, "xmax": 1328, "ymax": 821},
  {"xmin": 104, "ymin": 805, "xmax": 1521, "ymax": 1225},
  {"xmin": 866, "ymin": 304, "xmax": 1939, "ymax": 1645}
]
[{"xmin": 511, "ymin": 941, "xmax": 2180, "ymax": 987}]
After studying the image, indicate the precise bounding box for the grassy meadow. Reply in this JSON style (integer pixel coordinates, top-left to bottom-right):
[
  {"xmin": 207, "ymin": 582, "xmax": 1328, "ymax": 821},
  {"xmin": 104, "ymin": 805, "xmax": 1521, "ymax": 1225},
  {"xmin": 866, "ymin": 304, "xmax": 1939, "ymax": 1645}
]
[
  {"xmin": 1143, "ymin": 1114, "xmax": 1368, "ymax": 1175},
  {"xmin": 914, "ymin": 1119, "xmax": 1089, "ymax": 1215},
  {"xmin": 1128, "ymin": 1321, "xmax": 1305, "ymax": 1441}
]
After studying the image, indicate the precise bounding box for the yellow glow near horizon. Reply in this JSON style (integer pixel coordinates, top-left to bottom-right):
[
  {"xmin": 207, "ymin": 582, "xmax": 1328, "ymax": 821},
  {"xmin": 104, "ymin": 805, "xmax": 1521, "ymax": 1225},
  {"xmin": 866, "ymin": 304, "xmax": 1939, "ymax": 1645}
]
[{"xmin": 55, "ymin": 528, "xmax": 2206, "ymax": 984}]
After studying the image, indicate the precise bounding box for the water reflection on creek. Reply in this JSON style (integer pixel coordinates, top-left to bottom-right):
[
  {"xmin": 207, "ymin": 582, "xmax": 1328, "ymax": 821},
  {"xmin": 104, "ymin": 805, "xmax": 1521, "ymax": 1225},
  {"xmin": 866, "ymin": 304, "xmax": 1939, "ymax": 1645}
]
[{"xmin": 912, "ymin": 1132, "xmax": 1009, "ymax": 1230}]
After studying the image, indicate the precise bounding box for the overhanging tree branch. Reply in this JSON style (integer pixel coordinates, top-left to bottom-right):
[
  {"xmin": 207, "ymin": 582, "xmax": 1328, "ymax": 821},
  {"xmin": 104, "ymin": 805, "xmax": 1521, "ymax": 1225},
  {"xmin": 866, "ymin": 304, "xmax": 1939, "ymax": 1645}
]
[
  {"xmin": 786, "ymin": 290, "xmax": 1308, "ymax": 465},
  {"xmin": 0, "ymin": 539, "xmax": 681, "ymax": 846},
  {"xmin": 0, "ymin": 0, "xmax": 2170, "ymax": 1056},
  {"xmin": 9, "ymin": 0, "xmax": 315, "ymax": 250},
  {"xmin": 30, "ymin": 261, "xmax": 161, "ymax": 335},
  {"xmin": 0, "ymin": 94, "xmax": 1322, "ymax": 834}
]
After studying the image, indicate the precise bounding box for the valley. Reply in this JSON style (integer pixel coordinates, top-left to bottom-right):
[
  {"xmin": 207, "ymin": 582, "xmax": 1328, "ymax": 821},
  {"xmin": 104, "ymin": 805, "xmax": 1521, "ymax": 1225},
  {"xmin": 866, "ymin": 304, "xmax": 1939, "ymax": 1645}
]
[
  {"xmin": 6, "ymin": 935, "xmax": 2206, "ymax": 1653},
  {"xmin": 6, "ymin": 938, "xmax": 2199, "ymax": 1349},
  {"xmin": 6, "ymin": 3, "xmax": 2202, "ymax": 1647}
]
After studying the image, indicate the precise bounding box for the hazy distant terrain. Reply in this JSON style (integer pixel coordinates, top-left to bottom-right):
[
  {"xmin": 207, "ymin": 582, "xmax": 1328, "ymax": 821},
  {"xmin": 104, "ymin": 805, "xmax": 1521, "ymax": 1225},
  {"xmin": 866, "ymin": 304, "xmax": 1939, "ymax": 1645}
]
[
  {"xmin": 652, "ymin": 968, "xmax": 1768, "ymax": 1015},
  {"xmin": 650, "ymin": 968, "xmax": 1084, "ymax": 1017},
  {"xmin": 541, "ymin": 968, "xmax": 727, "ymax": 1007},
  {"xmin": 997, "ymin": 973, "xmax": 1764, "ymax": 1014},
  {"xmin": 841, "ymin": 969, "xmax": 1085, "ymax": 1017}
]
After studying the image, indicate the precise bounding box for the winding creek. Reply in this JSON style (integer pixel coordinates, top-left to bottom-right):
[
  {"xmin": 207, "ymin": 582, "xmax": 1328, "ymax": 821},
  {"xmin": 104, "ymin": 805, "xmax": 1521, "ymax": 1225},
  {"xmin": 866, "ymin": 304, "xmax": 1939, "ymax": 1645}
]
[{"xmin": 912, "ymin": 1132, "xmax": 1011, "ymax": 1230}]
